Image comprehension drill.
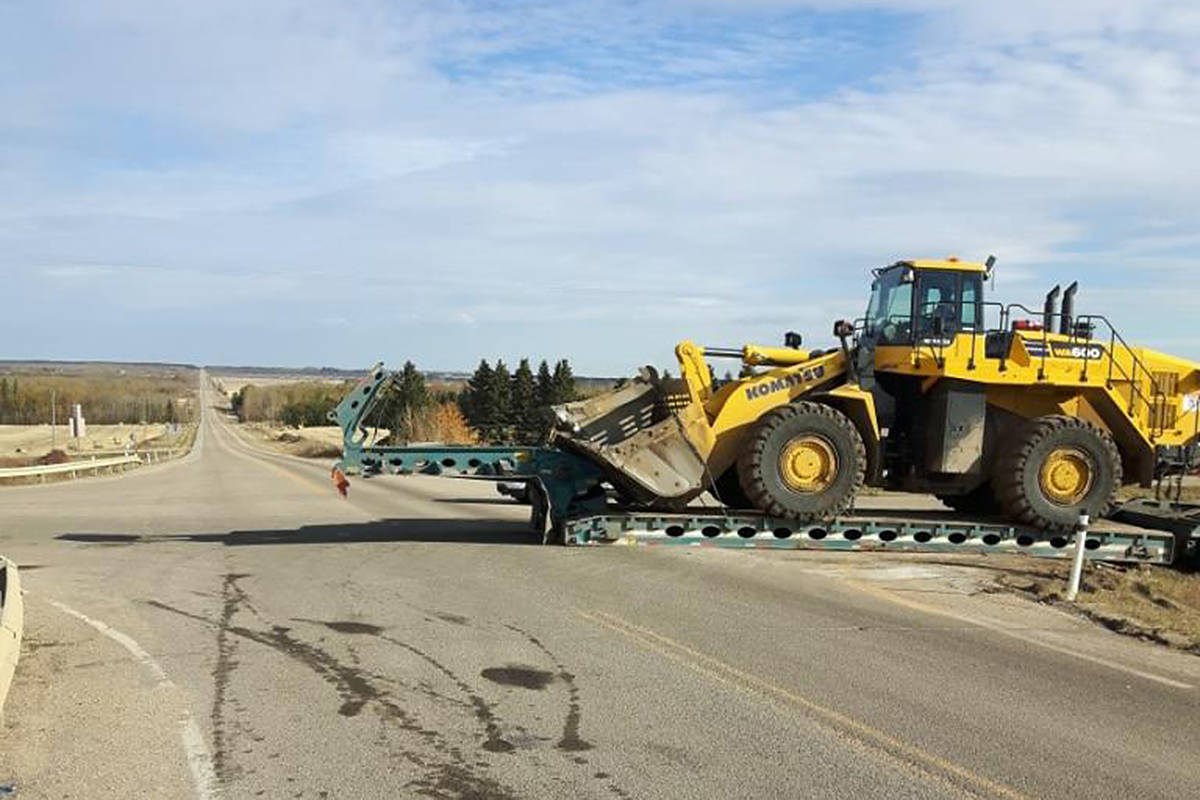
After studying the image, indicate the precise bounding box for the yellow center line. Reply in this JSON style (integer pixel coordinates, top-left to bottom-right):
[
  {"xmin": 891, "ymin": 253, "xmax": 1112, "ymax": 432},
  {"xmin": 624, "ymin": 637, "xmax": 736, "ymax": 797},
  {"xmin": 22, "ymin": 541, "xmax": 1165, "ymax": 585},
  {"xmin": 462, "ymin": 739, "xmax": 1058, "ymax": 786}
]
[
  {"xmin": 208, "ymin": 412, "xmax": 336, "ymax": 499},
  {"xmin": 578, "ymin": 608, "xmax": 1031, "ymax": 800}
]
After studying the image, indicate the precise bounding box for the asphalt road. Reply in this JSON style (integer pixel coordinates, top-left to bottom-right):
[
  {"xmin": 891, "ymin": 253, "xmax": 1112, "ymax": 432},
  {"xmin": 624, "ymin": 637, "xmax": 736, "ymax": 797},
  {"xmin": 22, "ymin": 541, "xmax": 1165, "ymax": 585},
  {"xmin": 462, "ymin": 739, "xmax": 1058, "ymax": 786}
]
[{"xmin": 2, "ymin": 386, "xmax": 1200, "ymax": 800}]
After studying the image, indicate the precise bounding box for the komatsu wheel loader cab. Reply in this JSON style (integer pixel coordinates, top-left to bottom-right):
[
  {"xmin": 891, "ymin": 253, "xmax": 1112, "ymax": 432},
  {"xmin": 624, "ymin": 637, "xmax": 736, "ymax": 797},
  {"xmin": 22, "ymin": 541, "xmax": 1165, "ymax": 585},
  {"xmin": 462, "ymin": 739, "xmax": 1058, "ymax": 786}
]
[{"xmin": 858, "ymin": 257, "xmax": 1200, "ymax": 531}]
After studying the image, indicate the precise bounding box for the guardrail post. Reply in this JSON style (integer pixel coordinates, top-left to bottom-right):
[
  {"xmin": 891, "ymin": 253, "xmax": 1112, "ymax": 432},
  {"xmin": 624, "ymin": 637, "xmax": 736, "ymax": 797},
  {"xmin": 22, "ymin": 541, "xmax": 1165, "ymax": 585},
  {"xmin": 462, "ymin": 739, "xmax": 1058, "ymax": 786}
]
[{"xmin": 1066, "ymin": 513, "xmax": 1089, "ymax": 601}]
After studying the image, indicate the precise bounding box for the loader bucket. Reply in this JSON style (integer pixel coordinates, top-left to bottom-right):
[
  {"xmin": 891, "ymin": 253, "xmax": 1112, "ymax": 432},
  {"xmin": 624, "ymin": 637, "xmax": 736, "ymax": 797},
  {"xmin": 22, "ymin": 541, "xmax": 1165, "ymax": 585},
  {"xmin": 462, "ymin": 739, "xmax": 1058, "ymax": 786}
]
[{"xmin": 551, "ymin": 367, "xmax": 710, "ymax": 505}]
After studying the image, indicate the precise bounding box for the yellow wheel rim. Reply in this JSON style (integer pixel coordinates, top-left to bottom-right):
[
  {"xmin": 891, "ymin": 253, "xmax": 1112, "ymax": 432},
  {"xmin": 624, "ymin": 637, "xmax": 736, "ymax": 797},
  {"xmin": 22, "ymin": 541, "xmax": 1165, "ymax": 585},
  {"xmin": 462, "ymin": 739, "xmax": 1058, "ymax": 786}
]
[
  {"xmin": 779, "ymin": 435, "xmax": 838, "ymax": 493},
  {"xmin": 1039, "ymin": 447, "xmax": 1093, "ymax": 505}
]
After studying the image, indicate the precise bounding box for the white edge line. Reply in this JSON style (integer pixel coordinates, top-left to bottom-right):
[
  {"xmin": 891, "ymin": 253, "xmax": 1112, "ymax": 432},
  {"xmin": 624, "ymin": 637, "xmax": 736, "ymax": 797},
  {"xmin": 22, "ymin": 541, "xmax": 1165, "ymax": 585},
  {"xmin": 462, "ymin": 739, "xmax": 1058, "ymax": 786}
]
[
  {"xmin": 48, "ymin": 599, "xmax": 220, "ymax": 800},
  {"xmin": 847, "ymin": 582, "xmax": 1194, "ymax": 690}
]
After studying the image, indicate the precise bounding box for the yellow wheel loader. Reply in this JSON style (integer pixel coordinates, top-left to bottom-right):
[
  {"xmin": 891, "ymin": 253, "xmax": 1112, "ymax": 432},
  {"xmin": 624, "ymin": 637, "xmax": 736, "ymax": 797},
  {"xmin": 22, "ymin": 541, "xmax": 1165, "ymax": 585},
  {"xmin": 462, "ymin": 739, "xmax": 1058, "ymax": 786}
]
[{"xmin": 552, "ymin": 257, "xmax": 1200, "ymax": 532}]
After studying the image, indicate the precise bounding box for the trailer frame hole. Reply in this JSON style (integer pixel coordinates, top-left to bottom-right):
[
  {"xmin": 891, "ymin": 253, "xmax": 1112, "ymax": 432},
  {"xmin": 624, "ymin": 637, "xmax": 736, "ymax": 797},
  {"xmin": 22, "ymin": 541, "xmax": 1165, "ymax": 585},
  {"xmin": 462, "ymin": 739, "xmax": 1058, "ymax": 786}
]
[
  {"xmin": 1085, "ymin": 538, "xmax": 1100, "ymax": 550},
  {"xmin": 773, "ymin": 527, "xmax": 792, "ymax": 539},
  {"xmin": 982, "ymin": 533, "xmax": 1001, "ymax": 546},
  {"xmin": 808, "ymin": 528, "xmax": 827, "ymax": 540},
  {"xmin": 701, "ymin": 525, "xmax": 722, "ymax": 538},
  {"xmin": 913, "ymin": 531, "xmax": 932, "ymax": 543},
  {"xmin": 441, "ymin": 458, "xmax": 457, "ymax": 468},
  {"xmin": 1016, "ymin": 534, "xmax": 1035, "ymax": 547},
  {"xmin": 1049, "ymin": 536, "xmax": 1068, "ymax": 548},
  {"xmin": 737, "ymin": 527, "xmax": 757, "ymax": 539},
  {"xmin": 947, "ymin": 532, "xmax": 967, "ymax": 544},
  {"xmin": 878, "ymin": 529, "xmax": 897, "ymax": 542},
  {"xmin": 843, "ymin": 528, "xmax": 862, "ymax": 540},
  {"xmin": 665, "ymin": 525, "xmax": 685, "ymax": 537}
]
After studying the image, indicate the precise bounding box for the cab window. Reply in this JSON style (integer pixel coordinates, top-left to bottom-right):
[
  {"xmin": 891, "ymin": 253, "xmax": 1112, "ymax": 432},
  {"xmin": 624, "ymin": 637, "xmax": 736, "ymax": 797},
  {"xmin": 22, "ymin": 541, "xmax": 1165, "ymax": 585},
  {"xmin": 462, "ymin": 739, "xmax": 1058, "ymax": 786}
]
[
  {"xmin": 866, "ymin": 267, "xmax": 914, "ymax": 344},
  {"xmin": 961, "ymin": 275, "xmax": 982, "ymax": 329},
  {"xmin": 916, "ymin": 271, "xmax": 959, "ymax": 339}
]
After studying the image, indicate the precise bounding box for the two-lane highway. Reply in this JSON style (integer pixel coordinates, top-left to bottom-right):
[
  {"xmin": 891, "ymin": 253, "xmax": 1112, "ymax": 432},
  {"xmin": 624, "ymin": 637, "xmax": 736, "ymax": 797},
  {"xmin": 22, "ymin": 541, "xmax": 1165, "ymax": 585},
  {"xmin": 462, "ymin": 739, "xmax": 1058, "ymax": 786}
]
[{"xmin": 2, "ymin": 392, "xmax": 1199, "ymax": 799}]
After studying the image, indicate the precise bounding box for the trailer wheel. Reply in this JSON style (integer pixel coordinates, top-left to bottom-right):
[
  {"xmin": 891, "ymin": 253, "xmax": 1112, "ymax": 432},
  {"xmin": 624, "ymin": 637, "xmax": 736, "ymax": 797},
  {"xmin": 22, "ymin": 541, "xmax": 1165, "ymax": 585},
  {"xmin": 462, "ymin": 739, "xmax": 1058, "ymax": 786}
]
[
  {"xmin": 994, "ymin": 415, "xmax": 1121, "ymax": 532},
  {"xmin": 936, "ymin": 483, "xmax": 999, "ymax": 515},
  {"xmin": 738, "ymin": 402, "xmax": 865, "ymax": 520}
]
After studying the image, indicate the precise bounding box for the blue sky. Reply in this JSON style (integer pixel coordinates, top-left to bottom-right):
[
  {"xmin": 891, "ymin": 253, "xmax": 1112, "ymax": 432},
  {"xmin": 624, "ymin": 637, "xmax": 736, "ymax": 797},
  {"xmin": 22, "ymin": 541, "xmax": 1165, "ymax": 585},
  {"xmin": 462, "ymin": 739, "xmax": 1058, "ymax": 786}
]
[{"xmin": 2, "ymin": 0, "xmax": 1198, "ymax": 374}]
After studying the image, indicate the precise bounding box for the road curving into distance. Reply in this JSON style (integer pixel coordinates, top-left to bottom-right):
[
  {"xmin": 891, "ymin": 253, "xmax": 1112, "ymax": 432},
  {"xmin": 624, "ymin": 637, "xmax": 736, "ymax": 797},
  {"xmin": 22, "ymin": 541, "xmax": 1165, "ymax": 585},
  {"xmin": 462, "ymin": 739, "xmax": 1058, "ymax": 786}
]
[{"xmin": 1, "ymin": 385, "xmax": 1199, "ymax": 799}]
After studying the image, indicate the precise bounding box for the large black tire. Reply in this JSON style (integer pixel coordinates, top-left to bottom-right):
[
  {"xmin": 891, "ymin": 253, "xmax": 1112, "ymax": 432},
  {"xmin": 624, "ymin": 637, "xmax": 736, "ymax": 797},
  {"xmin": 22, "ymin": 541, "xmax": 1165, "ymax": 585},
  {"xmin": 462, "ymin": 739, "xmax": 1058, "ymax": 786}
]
[
  {"xmin": 712, "ymin": 466, "xmax": 754, "ymax": 509},
  {"xmin": 738, "ymin": 402, "xmax": 865, "ymax": 520},
  {"xmin": 994, "ymin": 415, "xmax": 1121, "ymax": 532},
  {"xmin": 937, "ymin": 482, "xmax": 1000, "ymax": 515}
]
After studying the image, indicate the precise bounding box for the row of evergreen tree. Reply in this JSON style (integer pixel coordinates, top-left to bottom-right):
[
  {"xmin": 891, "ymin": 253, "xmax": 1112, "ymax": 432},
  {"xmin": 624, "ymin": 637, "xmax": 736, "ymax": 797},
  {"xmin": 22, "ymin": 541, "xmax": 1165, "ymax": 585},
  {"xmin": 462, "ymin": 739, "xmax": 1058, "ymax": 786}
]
[
  {"xmin": 372, "ymin": 358, "xmax": 577, "ymax": 444},
  {"xmin": 460, "ymin": 358, "xmax": 576, "ymax": 443}
]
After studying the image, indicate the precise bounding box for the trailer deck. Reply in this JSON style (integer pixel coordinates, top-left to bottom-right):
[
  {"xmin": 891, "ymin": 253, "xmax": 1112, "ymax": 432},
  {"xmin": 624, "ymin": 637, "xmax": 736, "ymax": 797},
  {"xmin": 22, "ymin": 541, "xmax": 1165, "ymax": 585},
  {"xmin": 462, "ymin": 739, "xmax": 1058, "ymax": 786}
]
[{"xmin": 562, "ymin": 508, "xmax": 1180, "ymax": 565}]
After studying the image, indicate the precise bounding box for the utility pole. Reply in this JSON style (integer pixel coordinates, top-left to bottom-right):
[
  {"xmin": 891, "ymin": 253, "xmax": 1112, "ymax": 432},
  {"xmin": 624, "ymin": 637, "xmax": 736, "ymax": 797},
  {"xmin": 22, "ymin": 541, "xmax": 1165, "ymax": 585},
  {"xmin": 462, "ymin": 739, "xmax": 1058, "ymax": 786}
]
[{"xmin": 50, "ymin": 389, "xmax": 57, "ymax": 451}]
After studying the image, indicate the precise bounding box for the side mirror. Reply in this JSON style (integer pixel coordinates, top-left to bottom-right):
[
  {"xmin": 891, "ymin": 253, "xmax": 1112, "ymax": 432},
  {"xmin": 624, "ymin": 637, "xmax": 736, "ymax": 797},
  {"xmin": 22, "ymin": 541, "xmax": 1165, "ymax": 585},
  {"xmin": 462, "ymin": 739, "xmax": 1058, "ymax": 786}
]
[{"xmin": 784, "ymin": 331, "xmax": 802, "ymax": 349}]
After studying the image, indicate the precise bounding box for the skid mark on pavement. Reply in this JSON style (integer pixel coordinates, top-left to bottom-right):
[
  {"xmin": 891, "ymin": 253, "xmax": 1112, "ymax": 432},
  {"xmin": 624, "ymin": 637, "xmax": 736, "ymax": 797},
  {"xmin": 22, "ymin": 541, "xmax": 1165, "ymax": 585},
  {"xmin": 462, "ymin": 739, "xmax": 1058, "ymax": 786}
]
[
  {"xmin": 294, "ymin": 616, "xmax": 519, "ymax": 755},
  {"xmin": 579, "ymin": 608, "xmax": 1031, "ymax": 800},
  {"xmin": 209, "ymin": 572, "xmax": 257, "ymax": 784},
  {"xmin": 144, "ymin": 600, "xmax": 521, "ymax": 798},
  {"xmin": 47, "ymin": 599, "xmax": 219, "ymax": 800},
  {"xmin": 504, "ymin": 624, "xmax": 593, "ymax": 753}
]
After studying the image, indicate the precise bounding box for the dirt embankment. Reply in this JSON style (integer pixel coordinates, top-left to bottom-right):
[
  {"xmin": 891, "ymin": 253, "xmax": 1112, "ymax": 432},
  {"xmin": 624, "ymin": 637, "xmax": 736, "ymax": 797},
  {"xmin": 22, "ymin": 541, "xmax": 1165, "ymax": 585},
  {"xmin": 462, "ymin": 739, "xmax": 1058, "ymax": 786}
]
[{"xmin": 982, "ymin": 557, "xmax": 1200, "ymax": 654}]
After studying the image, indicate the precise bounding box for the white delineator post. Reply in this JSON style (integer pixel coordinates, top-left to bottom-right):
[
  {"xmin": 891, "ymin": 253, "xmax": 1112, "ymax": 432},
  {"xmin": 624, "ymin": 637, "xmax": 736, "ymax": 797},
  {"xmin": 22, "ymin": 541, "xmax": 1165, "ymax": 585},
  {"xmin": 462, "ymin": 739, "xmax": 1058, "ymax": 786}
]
[{"xmin": 1066, "ymin": 513, "xmax": 1090, "ymax": 602}]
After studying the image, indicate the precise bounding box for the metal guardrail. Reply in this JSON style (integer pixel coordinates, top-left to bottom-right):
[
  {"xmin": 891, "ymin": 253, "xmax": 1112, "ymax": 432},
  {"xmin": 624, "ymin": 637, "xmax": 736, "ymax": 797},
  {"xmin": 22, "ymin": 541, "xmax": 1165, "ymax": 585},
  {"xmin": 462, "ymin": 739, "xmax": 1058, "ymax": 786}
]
[
  {"xmin": 0, "ymin": 454, "xmax": 142, "ymax": 480},
  {"xmin": 0, "ymin": 424, "xmax": 197, "ymax": 483},
  {"xmin": 64, "ymin": 448, "xmax": 182, "ymax": 462}
]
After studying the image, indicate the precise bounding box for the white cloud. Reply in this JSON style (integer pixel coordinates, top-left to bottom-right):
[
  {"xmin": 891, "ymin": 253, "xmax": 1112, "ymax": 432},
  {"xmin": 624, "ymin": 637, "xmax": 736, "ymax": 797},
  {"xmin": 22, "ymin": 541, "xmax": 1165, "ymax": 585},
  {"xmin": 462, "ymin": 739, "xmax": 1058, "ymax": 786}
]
[{"xmin": 2, "ymin": 1, "xmax": 1199, "ymax": 371}]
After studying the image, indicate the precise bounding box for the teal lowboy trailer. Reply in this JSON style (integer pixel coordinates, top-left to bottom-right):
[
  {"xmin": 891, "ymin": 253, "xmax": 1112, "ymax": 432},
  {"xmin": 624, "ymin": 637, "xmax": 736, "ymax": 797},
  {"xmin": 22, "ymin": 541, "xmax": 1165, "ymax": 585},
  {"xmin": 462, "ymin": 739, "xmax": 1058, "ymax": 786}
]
[{"xmin": 329, "ymin": 364, "xmax": 1191, "ymax": 565}]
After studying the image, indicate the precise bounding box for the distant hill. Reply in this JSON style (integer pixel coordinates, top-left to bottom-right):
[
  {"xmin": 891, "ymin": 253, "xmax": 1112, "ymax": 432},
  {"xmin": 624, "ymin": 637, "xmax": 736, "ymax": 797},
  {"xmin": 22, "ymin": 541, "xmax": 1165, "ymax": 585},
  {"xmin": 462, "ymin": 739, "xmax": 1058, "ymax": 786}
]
[
  {"xmin": 1, "ymin": 361, "xmax": 620, "ymax": 392},
  {"xmin": 0, "ymin": 360, "xmax": 197, "ymax": 377}
]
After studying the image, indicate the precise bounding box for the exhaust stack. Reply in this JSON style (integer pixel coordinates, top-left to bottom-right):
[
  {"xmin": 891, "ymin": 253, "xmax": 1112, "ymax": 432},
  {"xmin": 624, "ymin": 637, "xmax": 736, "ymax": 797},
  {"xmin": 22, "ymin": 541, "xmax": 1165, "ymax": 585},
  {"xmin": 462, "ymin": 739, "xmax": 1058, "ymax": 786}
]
[
  {"xmin": 1060, "ymin": 281, "xmax": 1078, "ymax": 335},
  {"xmin": 1043, "ymin": 284, "xmax": 1061, "ymax": 332}
]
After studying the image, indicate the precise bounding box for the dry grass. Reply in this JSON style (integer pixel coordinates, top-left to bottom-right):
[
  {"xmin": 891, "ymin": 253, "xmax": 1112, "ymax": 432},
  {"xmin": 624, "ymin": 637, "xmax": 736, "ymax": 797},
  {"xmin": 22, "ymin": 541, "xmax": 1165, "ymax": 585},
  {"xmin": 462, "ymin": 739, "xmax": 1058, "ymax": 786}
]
[
  {"xmin": 1116, "ymin": 477, "xmax": 1200, "ymax": 503},
  {"xmin": 238, "ymin": 424, "xmax": 350, "ymax": 459},
  {"xmin": 988, "ymin": 558, "xmax": 1200, "ymax": 652},
  {"xmin": 0, "ymin": 423, "xmax": 171, "ymax": 458}
]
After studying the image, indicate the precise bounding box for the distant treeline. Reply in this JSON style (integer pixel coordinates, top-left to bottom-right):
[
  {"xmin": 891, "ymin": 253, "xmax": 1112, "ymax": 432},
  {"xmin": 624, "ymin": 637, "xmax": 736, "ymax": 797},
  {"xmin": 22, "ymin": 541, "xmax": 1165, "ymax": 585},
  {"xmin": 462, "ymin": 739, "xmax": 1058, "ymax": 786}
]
[
  {"xmin": 234, "ymin": 357, "xmax": 582, "ymax": 445},
  {"xmin": 0, "ymin": 374, "xmax": 196, "ymax": 425},
  {"xmin": 363, "ymin": 357, "xmax": 579, "ymax": 444},
  {"xmin": 231, "ymin": 382, "xmax": 348, "ymax": 427}
]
